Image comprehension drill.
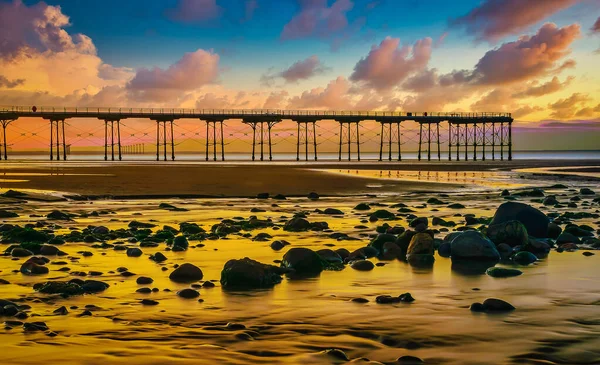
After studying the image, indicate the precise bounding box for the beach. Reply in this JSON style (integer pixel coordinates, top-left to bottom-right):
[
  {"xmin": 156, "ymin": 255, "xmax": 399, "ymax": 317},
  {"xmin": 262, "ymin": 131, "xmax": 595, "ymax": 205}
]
[{"xmin": 0, "ymin": 160, "xmax": 599, "ymax": 364}]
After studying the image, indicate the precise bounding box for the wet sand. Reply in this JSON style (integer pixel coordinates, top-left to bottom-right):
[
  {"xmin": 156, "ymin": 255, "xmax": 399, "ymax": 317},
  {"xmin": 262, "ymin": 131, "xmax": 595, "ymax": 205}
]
[
  {"xmin": 0, "ymin": 159, "xmax": 598, "ymax": 198},
  {"xmin": 0, "ymin": 160, "xmax": 599, "ymax": 364}
]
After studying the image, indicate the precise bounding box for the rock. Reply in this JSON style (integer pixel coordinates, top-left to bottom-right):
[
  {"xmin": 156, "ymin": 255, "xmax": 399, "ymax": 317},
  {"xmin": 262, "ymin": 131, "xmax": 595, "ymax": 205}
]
[
  {"xmin": 486, "ymin": 267, "xmax": 523, "ymax": 278},
  {"xmin": 397, "ymin": 355, "xmax": 425, "ymax": 364},
  {"xmin": 427, "ymin": 197, "xmax": 446, "ymax": 205},
  {"xmin": 380, "ymin": 242, "xmax": 402, "ymax": 260},
  {"xmin": 136, "ymin": 276, "xmax": 153, "ymax": 285},
  {"xmin": 81, "ymin": 280, "xmax": 109, "ymax": 293},
  {"xmin": 543, "ymin": 196, "xmax": 558, "ymax": 205},
  {"xmin": 323, "ymin": 208, "xmax": 343, "ymax": 215},
  {"xmin": 273, "ymin": 194, "xmax": 286, "ymax": 200},
  {"xmin": 450, "ymin": 231, "xmax": 500, "ymax": 261},
  {"xmin": 376, "ymin": 293, "xmax": 414, "ymax": 304},
  {"xmin": 409, "ymin": 217, "xmax": 428, "ymax": 228},
  {"xmin": 496, "ymin": 243, "xmax": 513, "ymax": 260},
  {"xmin": 351, "ymin": 260, "xmax": 374, "ymax": 271},
  {"xmin": 177, "ymin": 288, "xmax": 200, "ymax": 299},
  {"xmin": 370, "ymin": 210, "xmax": 396, "ymax": 220},
  {"xmin": 482, "ymin": 298, "xmax": 515, "ymax": 312},
  {"xmin": 523, "ymin": 238, "xmax": 551, "ymax": 255},
  {"xmin": 220, "ymin": 257, "xmax": 284, "ymax": 289},
  {"xmin": 39, "ymin": 245, "xmax": 64, "ymax": 256},
  {"xmin": 556, "ymin": 232, "xmax": 580, "ymax": 245},
  {"xmin": 270, "ymin": 240, "xmax": 290, "ymax": 251},
  {"xmin": 53, "ymin": 306, "xmax": 68, "ymax": 315},
  {"xmin": 150, "ymin": 252, "xmax": 167, "ymax": 262},
  {"xmin": 437, "ymin": 242, "xmax": 451, "ymax": 257},
  {"xmin": 307, "ymin": 192, "xmax": 320, "ymax": 200},
  {"xmin": 432, "ymin": 217, "xmax": 455, "ymax": 227},
  {"xmin": 169, "ymin": 263, "xmax": 204, "ymax": 283},
  {"xmin": 158, "ymin": 203, "xmax": 188, "ymax": 211},
  {"xmin": 580, "ymin": 188, "xmax": 595, "ymax": 195},
  {"xmin": 490, "ymin": 202, "xmax": 549, "ymax": 238},
  {"xmin": 322, "ymin": 349, "xmax": 349, "ymax": 361},
  {"xmin": 582, "ymin": 251, "xmax": 594, "ymax": 256},
  {"xmin": 141, "ymin": 299, "xmax": 159, "ymax": 306},
  {"xmin": 172, "ymin": 236, "xmax": 189, "ymax": 249},
  {"xmin": 46, "ymin": 210, "xmax": 71, "ymax": 220},
  {"xmin": 406, "ymin": 233, "xmax": 434, "ymax": 257},
  {"xmin": 283, "ymin": 217, "xmax": 312, "ymax": 232},
  {"xmin": 281, "ymin": 248, "xmax": 324, "ymax": 276},
  {"xmin": 448, "ymin": 203, "xmax": 465, "ymax": 209},
  {"xmin": 0, "ymin": 209, "xmax": 18, "ymax": 218},
  {"xmin": 128, "ymin": 221, "xmax": 156, "ymax": 229},
  {"xmin": 368, "ymin": 233, "xmax": 397, "ymax": 252},
  {"xmin": 126, "ymin": 248, "xmax": 143, "ymax": 257},
  {"xmin": 179, "ymin": 222, "xmax": 204, "ymax": 234},
  {"xmin": 547, "ymin": 223, "xmax": 562, "ymax": 239},
  {"xmin": 11, "ymin": 248, "xmax": 33, "ymax": 257},
  {"xmin": 91, "ymin": 226, "xmax": 109, "ymax": 235},
  {"xmin": 335, "ymin": 248, "xmax": 350, "ymax": 260},
  {"xmin": 353, "ymin": 203, "xmax": 371, "ymax": 210},
  {"xmin": 256, "ymin": 192, "xmax": 269, "ymax": 199},
  {"xmin": 485, "ymin": 220, "xmax": 528, "ymax": 247},
  {"xmin": 316, "ymin": 249, "xmax": 343, "ymax": 264},
  {"xmin": 20, "ymin": 258, "xmax": 49, "ymax": 275},
  {"xmin": 512, "ymin": 251, "xmax": 538, "ymax": 265}
]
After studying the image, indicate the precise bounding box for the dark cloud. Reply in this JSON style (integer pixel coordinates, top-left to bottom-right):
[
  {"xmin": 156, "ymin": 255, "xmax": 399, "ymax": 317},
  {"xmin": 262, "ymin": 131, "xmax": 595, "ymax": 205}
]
[{"xmin": 0, "ymin": 75, "xmax": 25, "ymax": 88}]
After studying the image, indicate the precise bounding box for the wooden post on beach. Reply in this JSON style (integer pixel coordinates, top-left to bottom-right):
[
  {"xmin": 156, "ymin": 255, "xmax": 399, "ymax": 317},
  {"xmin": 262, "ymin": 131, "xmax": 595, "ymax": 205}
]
[
  {"xmin": 0, "ymin": 120, "xmax": 11, "ymax": 160},
  {"xmin": 418, "ymin": 123, "xmax": 423, "ymax": 161}
]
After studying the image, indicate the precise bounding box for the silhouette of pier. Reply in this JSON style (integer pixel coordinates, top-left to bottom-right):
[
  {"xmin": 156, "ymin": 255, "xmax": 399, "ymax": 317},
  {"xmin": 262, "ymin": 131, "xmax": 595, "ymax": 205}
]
[{"xmin": 0, "ymin": 107, "xmax": 513, "ymax": 161}]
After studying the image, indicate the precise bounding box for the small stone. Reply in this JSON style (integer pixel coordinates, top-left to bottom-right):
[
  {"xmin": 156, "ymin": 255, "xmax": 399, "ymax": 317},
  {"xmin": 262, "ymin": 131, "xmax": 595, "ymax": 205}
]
[
  {"xmin": 582, "ymin": 251, "xmax": 594, "ymax": 256},
  {"xmin": 486, "ymin": 267, "xmax": 523, "ymax": 278},
  {"xmin": 351, "ymin": 298, "xmax": 369, "ymax": 303},
  {"xmin": 136, "ymin": 276, "xmax": 154, "ymax": 285},
  {"xmin": 126, "ymin": 248, "xmax": 143, "ymax": 257},
  {"xmin": 350, "ymin": 260, "xmax": 375, "ymax": 271},
  {"xmin": 177, "ymin": 288, "xmax": 200, "ymax": 299},
  {"xmin": 141, "ymin": 299, "xmax": 159, "ymax": 306},
  {"xmin": 397, "ymin": 355, "xmax": 424, "ymax": 364},
  {"xmin": 169, "ymin": 263, "xmax": 204, "ymax": 283},
  {"xmin": 482, "ymin": 298, "xmax": 515, "ymax": 312}
]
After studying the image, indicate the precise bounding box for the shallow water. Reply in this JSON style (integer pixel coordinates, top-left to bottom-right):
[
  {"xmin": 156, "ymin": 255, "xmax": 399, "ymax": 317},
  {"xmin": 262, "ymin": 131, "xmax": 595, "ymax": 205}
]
[{"xmin": 0, "ymin": 185, "xmax": 599, "ymax": 364}]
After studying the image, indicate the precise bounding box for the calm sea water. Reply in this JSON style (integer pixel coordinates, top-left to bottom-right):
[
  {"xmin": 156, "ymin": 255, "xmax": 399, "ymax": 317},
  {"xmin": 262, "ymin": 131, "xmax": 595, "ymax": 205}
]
[{"xmin": 5, "ymin": 150, "xmax": 600, "ymax": 161}]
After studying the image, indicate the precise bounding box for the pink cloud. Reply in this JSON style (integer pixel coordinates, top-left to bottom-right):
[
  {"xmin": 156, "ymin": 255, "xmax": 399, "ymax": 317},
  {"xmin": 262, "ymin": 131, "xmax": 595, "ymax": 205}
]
[
  {"xmin": 280, "ymin": 0, "xmax": 356, "ymax": 48},
  {"xmin": 288, "ymin": 76, "xmax": 352, "ymax": 109},
  {"xmin": 350, "ymin": 36, "xmax": 432, "ymax": 90},
  {"xmin": 166, "ymin": 0, "xmax": 223, "ymax": 23},
  {"xmin": 512, "ymin": 76, "xmax": 574, "ymax": 98},
  {"xmin": 403, "ymin": 68, "xmax": 438, "ymax": 92},
  {"xmin": 127, "ymin": 49, "xmax": 220, "ymax": 102},
  {"xmin": 452, "ymin": 0, "xmax": 578, "ymax": 42},
  {"xmin": 472, "ymin": 23, "xmax": 580, "ymax": 85},
  {"xmin": 0, "ymin": 0, "xmax": 96, "ymax": 59},
  {"xmin": 263, "ymin": 91, "xmax": 289, "ymax": 109},
  {"xmin": 262, "ymin": 55, "xmax": 329, "ymax": 85},
  {"xmin": 592, "ymin": 16, "xmax": 600, "ymax": 32}
]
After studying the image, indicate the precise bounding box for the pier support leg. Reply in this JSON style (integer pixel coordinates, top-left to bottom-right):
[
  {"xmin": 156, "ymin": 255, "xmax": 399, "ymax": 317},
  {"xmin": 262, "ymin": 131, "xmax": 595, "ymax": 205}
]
[
  {"xmin": 170, "ymin": 121, "xmax": 175, "ymax": 161},
  {"xmin": 500, "ymin": 122, "xmax": 504, "ymax": 161},
  {"xmin": 508, "ymin": 121, "xmax": 513, "ymax": 161},
  {"xmin": 338, "ymin": 123, "xmax": 342, "ymax": 161},
  {"xmin": 427, "ymin": 123, "xmax": 431, "ymax": 161},
  {"xmin": 448, "ymin": 123, "xmax": 452, "ymax": 161},
  {"xmin": 473, "ymin": 123, "xmax": 477, "ymax": 162},
  {"xmin": 220, "ymin": 121, "xmax": 225, "ymax": 161},
  {"xmin": 492, "ymin": 122, "xmax": 496, "ymax": 161},
  {"xmin": 464, "ymin": 124, "xmax": 468, "ymax": 161},
  {"xmin": 104, "ymin": 121, "xmax": 108, "ymax": 161},
  {"xmin": 397, "ymin": 123, "xmax": 402, "ymax": 161},
  {"xmin": 111, "ymin": 122, "xmax": 115, "ymax": 161},
  {"xmin": 379, "ymin": 123, "xmax": 383, "ymax": 161},
  {"xmin": 437, "ymin": 122, "xmax": 441, "ymax": 161},
  {"xmin": 117, "ymin": 121, "xmax": 122, "ymax": 161},
  {"xmin": 312, "ymin": 122, "xmax": 317, "ymax": 161},
  {"xmin": 356, "ymin": 122, "xmax": 360, "ymax": 161},
  {"xmin": 482, "ymin": 122, "xmax": 486, "ymax": 161},
  {"xmin": 251, "ymin": 124, "xmax": 256, "ymax": 161},
  {"xmin": 205, "ymin": 121, "xmax": 209, "ymax": 161},
  {"xmin": 62, "ymin": 120, "xmax": 67, "ymax": 161},
  {"xmin": 296, "ymin": 123, "xmax": 300, "ymax": 161},
  {"xmin": 156, "ymin": 122, "xmax": 159, "ymax": 161},
  {"xmin": 418, "ymin": 123, "xmax": 423, "ymax": 161}
]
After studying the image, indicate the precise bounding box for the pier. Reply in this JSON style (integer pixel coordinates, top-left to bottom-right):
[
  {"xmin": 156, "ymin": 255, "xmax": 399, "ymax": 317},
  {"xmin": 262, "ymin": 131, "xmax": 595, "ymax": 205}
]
[{"xmin": 0, "ymin": 107, "xmax": 513, "ymax": 161}]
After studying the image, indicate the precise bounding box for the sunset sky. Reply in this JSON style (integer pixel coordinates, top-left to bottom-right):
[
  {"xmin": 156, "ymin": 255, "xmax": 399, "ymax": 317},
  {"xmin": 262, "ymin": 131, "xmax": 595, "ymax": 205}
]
[{"xmin": 0, "ymin": 0, "xmax": 599, "ymax": 152}]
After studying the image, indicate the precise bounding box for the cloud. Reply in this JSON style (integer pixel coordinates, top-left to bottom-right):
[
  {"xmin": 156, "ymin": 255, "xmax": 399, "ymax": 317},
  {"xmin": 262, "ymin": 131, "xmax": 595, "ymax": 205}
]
[
  {"xmin": 263, "ymin": 91, "xmax": 289, "ymax": 109},
  {"xmin": 470, "ymin": 23, "xmax": 580, "ymax": 85},
  {"xmin": 98, "ymin": 64, "xmax": 135, "ymax": 81},
  {"xmin": 242, "ymin": 0, "xmax": 258, "ymax": 23},
  {"xmin": 281, "ymin": 0, "xmax": 353, "ymax": 39},
  {"xmin": 288, "ymin": 76, "xmax": 352, "ymax": 109},
  {"xmin": 451, "ymin": 0, "xmax": 578, "ymax": 42},
  {"xmin": 261, "ymin": 55, "xmax": 329, "ymax": 85},
  {"xmin": 403, "ymin": 68, "xmax": 438, "ymax": 92},
  {"xmin": 0, "ymin": 75, "xmax": 25, "ymax": 88},
  {"xmin": 548, "ymin": 92, "xmax": 591, "ymax": 118},
  {"xmin": 350, "ymin": 36, "xmax": 432, "ymax": 90},
  {"xmin": 166, "ymin": 0, "xmax": 223, "ymax": 23},
  {"xmin": 513, "ymin": 105, "xmax": 544, "ymax": 118},
  {"xmin": 593, "ymin": 16, "xmax": 600, "ymax": 33},
  {"xmin": 127, "ymin": 49, "xmax": 220, "ymax": 102},
  {"xmin": 512, "ymin": 76, "xmax": 574, "ymax": 98},
  {"xmin": 0, "ymin": 0, "xmax": 96, "ymax": 60}
]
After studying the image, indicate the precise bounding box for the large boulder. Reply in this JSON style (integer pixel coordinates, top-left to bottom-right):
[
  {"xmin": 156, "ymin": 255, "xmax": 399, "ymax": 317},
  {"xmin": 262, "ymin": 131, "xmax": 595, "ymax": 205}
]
[
  {"xmin": 169, "ymin": 263, "xmax": 204, "ymax": 283},
  {"xmin": 450, "ymin": 231, "xmax": 500, "ymax": 261},
  {"xmin": 485, "ymin": 220, "xmax": 528, "ymax": 247},
  {"xmin": 490, "ymin": 202, "xmax": 549, "ymax": 238},
  {"xmin": 407, "ymin": 233, "xmax": 434, "ymax": 257},
  {"xmin": 281, "ymin": 248, "xmax": 324, "ymax": 276},
  {"xmin": 283, "ymin": 217, "xmax": 312, "ymax": 232},
  {"xmin": 220, "ymin": 258, "xmax": 285, "ymax": 289}
]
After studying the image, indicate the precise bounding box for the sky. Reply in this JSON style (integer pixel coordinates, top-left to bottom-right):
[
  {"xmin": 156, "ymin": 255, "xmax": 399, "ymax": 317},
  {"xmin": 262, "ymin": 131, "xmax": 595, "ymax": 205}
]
[{"xmin": 0, "ymin": 0, "xmax": 600, "ymax": 152}]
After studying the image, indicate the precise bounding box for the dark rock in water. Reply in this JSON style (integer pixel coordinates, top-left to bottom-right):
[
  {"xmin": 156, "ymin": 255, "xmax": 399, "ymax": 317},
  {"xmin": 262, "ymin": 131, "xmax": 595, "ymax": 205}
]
[
  {"xmin": 136, "ymin": 287, "xmax": 151, "ymax": 293},
  {"xmin": 523, "ymin": 237, "xmax": 551, "ymax": 255},
  {"xmin": 368, "ymin": 233, "xmax": 397, "ymax": 252},
  {"xmin": 81, "ymin": 280, "xmax": 109, "ymax": 293},
  {"xmin": 380, "ymin": 242, "xmax": 402, "ymax": 260},
  {"xmin": 307, "ymin": 192, "xmax": 320, "ymax": 200},
  {"xmin": 126, "ymin": 248, "xmax": 143, "ymax": 257},
  {"xmin": 547, "ymin": 223, "xmax": 562, "ymax": 239},
  {"xmin": 512, "ymin": 251, "xmax": 538, "ymax": 265},
  {"xmin": 39, "ymin": 244, "xmax": 65, "ymax": 256},
  {"xmin": 496, "ymin": 243, "xmax": 513, "ymax": 260},
  {"xmin": 395, "ymin": 230, "xmax": 417, "ymax": 256},
  {"xmin": 281, "ymin": 248, "xmax": 324, "ymax": 276},
  {"xmin": 128, "ymin": 221, "xmax": 157, "ymax": 229},
  {"xmin": 351, "ymin": 260, "xmax": 374, "ymax": 271},
  {"xmin": 482, "ymin": 298, "xmax": 515, "ymax": 312},
  {"xmin": 177, "ymin": 288, "xmax": 200, "ymax": 299},
  {"xmin": 141, "ymin": 299, "xmax": 159, "ymax": 306},
  {"xmin": 46, "ymin": 210, "xmax": 71, "ymax": 220},
  {"xmin": 250, "ymin": 207, "xmax": 265, "ymax": 213},
  {"xmin": 407, "ymin": 233, "xmax": 434, "ymax": 257},
  {"xmin": 376, "ymin": 293, "xmax": 414, "ymax": 304},
  {"xmin": 558, "ymin": 242, "xmax": 578, "ymax": 251},
  {"xmin": 353, "ymin": 203, "xmax": 371, "ymax": 210},
  {"xmin": 11, "ymin": 248, "xmax": 33, "ymax": 257},
  {"xmin": 252, "ymin": 232, "xmax": 272, "ymax": 242},
  {"xmin": 470, "ymin": 302, "xmax": 486, "ymax": 312},
  {"xmin": 220, "ymin": 257, "xmax": 284, "ymax": 289},
  {"xmin": 323, "ymin": 208, "xmax": 343, "ymax": 215},
  {"xmin": 485, "ymin": 220, "xmax": 528, "ymax": 247},
  {"xmin": 582, "ymin": 251, "xmax": 594, "ymax": 257},
  {"xmin": 158, "ymin": 203, "xmax": 188, "ymax": 211},
  {"xmin": 409, "ymin": 217, "xmax": 428, "ymax": 228},
  {"xmin": 322, "ymin": 349, "xmax": 349, "ymax": 361},
  {"xmin": 0, "ymin": 209, "xmax": 18, "ymax": 218},
  {"xmin": 427, "ymin": 197, "xmax": 446, "ymax": 205},
  {"xmin": 283, "ymin": 217, "xmax": 311, "ymax": 232},
  {"xmin": 450, "ymin": 231, "xmax": 500, "ymax": 261},
  {"xmin": 351, "ymin": 297, "xmax": 369, "ymax": 303},
  {"xmin": 316, "ymin": 249, "xmax": 343, "ymax": 264},
  {"xmin": 256, "ymin": 192, "xmax": 269, "ymax": 199},
  {"xmin": 273, "ymin": 194, "xmax": 286, "ymax": 200},
  {"xmin": 564, "ymin": 224, "xmax": 594, "ymax": 237},
  {"xmin": 486, "ymin": 267, "xmax": 523, "ymax": 278},
  {"xmin": 556, "ymin": 232, "xmax": 580, "ymax": 245},
  {"xmin": 543, "ymin": 196, "xmax": 558, "ymax": 205},
  {"xmin": 448, "ymin": 203, "xmax": 465, "ymax": 209},
  {"xmin": 150, "ymin": 252, "xmax": 167, "ymax": 262},
  {"xmin": 397, "ymin": 355, "xmax": 425, "ymax": 364},
  {"xmin": 490, "ymin": 202, "xmax": 549, "ymax": 238},
  {"xmin": 136, "ymin": 276, "xmax": 153, "ymax": 285},
  {"xmin": 432, "ymin": 217, "xmax": 456, "ymax": 227},
  {"xmin": 35, "ymin": 281, "xmax": 83, "ymax": 296},
  {"xmin": 179, "ymin": 222, "xmax": 204, "ymax": 234},
  {"xmin": 580, "ymin": 188, "xmax": 595, "ymax": 195},
  {"xmin": 452, "ymin": 259, "xmax": 497, "ymax": 275},
  {"xmin": 91, "ymin": 226, "xmax": 109, "ymax": 235},
  {"xmin": 437, "ymin": 242, "xmax": 451, "ymax": 257},
  {"xmin": 500, "ymin": 189, "xmax": 510, "ymax": 196},
  {"xmin": 169, "ymin": 263, "xmax": 204, "ymax": 283},
  {"xmin": 53, "ymin": 306, "xmax": 68, "ymax": 315},
  {"xmin": 370, "ymin": 209, "xmax": 396, "ymax": 220},
  {"xmin": 172, "ymin": 236, "xmax": 189, "ymax": 249},
  {"xmin": 335, "ymin": 248, "xmax": 350, "ymax": 260},
  {"xmin": 270, "ymin": 240, "xmax": 290, "ymax": 251},
  {"xmin": 20, "ymin": 258, "xmax": 49, "ymax": 275}
]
